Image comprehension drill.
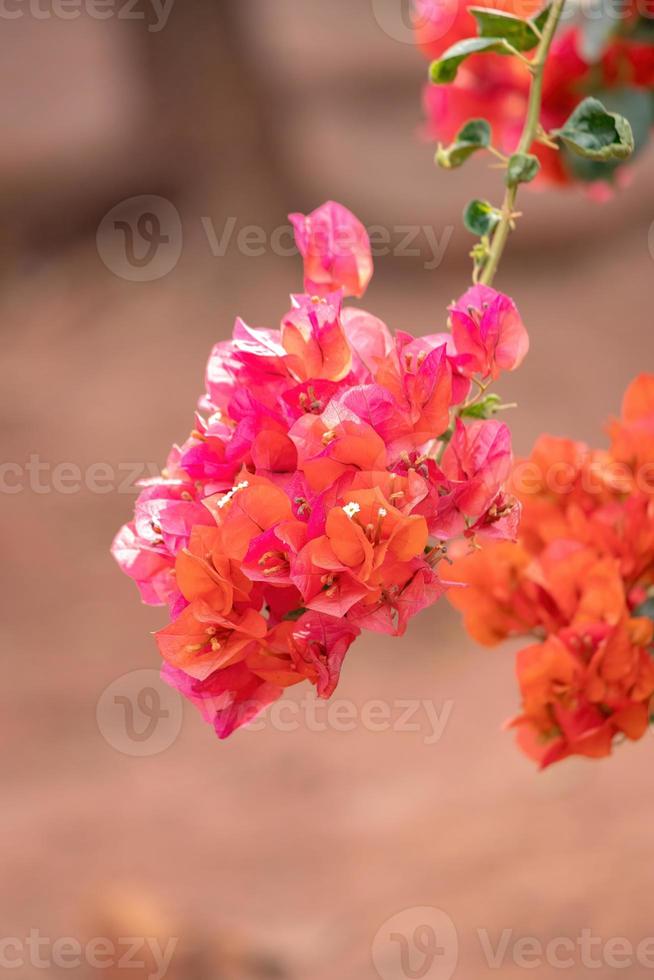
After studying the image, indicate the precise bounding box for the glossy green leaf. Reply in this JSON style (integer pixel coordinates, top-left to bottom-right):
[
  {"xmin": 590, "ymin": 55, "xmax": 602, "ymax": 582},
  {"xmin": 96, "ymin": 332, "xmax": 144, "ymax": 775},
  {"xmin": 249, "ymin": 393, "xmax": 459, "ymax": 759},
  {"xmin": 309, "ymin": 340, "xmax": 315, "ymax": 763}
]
[
  {"xmin": 429, "ymin": 36, "xmax": 517, "ymax": 84},
  {"xmin": 506, "ymin": 151, "xmax": 541, "ymax": 184},
  {"xmin": 463, "ymin": 199, "xmax": 502, "ymax": 236},
  {"xmin": 436, "ymin": 119, "xmax": 492, "ymax": 168},
  {"xmin": 469, "ymin": 4, "xmax": 550, "ymax": 51},
  {"xmin": 554, "ymin": 97, "xmax": 635, "ymax": 161}
]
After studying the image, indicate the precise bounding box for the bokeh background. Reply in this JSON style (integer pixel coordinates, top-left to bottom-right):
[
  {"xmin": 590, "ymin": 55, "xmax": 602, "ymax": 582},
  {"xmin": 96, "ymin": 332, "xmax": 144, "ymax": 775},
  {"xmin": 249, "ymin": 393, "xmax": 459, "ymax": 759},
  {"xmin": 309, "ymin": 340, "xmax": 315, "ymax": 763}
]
[{"xmin": 4, "ymin": 1, "xmax": 654, "ymax": 978}]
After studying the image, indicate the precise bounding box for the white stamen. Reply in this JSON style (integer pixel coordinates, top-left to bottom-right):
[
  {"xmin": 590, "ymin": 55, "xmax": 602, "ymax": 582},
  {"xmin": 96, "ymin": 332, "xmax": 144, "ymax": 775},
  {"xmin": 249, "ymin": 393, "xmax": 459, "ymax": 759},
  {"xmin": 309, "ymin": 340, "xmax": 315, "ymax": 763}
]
[{"xmin": 217, "ymin": 480, "xmax": 250, "ymax": 509}]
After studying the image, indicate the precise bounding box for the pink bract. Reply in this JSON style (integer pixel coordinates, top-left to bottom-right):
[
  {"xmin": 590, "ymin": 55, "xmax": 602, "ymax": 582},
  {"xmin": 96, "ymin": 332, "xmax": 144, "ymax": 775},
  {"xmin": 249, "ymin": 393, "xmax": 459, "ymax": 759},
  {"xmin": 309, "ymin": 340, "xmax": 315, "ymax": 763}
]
[
  {"xmin": 289, "ymin": 201, "xmax": 373, "ymax": 299},
  {"xmin": 449, "ymin": 285, "xmax": 529, "ymax": 380}
]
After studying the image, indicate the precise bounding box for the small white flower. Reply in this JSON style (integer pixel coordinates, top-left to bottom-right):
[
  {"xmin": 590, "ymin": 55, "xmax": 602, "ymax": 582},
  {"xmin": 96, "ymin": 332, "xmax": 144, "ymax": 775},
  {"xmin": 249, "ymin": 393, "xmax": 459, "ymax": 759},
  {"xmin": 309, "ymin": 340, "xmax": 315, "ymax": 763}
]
[
  {"xmin": 378, "ymin": 507, "xmax": 388, "ymax": 518},
  {"xmin": 342, "ymin": 502, "xmax": 361, "ymax": 519}
]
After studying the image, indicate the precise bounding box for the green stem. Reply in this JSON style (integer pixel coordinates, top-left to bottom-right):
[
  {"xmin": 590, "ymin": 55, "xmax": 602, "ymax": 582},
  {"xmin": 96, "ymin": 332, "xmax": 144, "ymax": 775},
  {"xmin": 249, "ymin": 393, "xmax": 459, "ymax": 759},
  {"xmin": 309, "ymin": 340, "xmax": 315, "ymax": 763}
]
[{"xmin": 479, "ymin": 0, "xmax": 566, "ymax": 287}]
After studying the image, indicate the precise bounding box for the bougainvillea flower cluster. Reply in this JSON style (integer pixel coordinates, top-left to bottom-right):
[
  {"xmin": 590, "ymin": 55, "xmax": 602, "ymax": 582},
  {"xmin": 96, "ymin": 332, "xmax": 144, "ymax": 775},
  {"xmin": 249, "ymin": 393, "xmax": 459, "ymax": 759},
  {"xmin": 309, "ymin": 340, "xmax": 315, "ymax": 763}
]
[
  {"xmin": 113, "ymin": 201, "xmax": 528, "ymax": 739},
  {"xmin": 448, "ymin": 374, "xmax": 654, "ymax": 767},
  {"xmin": 414, "ymin": 0, "xmax": 654, "ymax": 192}
]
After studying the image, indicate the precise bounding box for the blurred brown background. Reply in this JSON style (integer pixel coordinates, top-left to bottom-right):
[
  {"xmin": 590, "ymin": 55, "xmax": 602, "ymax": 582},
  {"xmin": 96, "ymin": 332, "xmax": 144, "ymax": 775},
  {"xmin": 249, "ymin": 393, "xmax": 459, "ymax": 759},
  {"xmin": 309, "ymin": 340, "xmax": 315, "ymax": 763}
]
[{"xmin": 3, "ymin": 1, "xmax": 654, "ymax": 978}]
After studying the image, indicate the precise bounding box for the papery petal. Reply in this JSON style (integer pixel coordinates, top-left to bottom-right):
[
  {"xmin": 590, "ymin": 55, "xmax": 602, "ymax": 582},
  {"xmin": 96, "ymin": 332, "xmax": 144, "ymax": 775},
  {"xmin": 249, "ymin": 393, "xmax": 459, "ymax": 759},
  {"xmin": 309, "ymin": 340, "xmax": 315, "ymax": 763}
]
[
  {"xmin": 449, "ymin": 285, "xmax": 529, "ymax": 380},
  {"xmin": 290, "ymin": 201, "xmax": 373, "ymax": 298},
  {"xmin": 163, "ymin": 662, "xmax": 283, "ymax": 739}
]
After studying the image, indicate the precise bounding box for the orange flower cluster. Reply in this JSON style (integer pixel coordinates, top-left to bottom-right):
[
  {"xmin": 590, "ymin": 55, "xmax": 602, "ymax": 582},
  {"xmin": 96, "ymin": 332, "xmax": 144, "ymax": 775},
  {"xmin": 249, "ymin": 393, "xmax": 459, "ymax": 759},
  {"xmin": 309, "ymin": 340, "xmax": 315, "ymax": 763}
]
[{"xmin": 448, "ymin": 375, "xmax": 654, "ymax": 767}]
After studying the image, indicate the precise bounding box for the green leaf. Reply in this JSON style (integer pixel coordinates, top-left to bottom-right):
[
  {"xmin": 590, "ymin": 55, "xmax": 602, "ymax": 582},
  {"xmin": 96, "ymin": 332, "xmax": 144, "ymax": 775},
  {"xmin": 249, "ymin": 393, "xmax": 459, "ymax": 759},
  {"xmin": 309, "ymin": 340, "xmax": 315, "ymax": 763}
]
[
  {"xmin": 606, "ymin": 88, "xmax": 654, "ymax": 152},
  {"xmin": 506, "ymin": 151, "xmax": 541, "ymax": 184},
  {"xmin": 531, "ymin": 3, "xmax": 553, "ymax": 31},
  {"xmin": 560, "ymin": 88, "xmax": 654, "ymax": 183},
  {"xmin": 469, "ymin": 4, "xmax": 550, "ymax": 51},
  {"xmin": 554, "ymin": 97, "xmax": 635, "ymax": 162},
  {"xmin": 463, "ymin": 199, "xmax": 502, "ymax": 236},
  {"xmin": 436, "ymin": 118, "xmax": 492, "ymax": 169},
  {"xmin": 460, "ymin": 394, "xmax": 503, "ymax": 419},
  {"xmin": 429, "ymin": 36, "xmax": 517, "ymax": 84}
]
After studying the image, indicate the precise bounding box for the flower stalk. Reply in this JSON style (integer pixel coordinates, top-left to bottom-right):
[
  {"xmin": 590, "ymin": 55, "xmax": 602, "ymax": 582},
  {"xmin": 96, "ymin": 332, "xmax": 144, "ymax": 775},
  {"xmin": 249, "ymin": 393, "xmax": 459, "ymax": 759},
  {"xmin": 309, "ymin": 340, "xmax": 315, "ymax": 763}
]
[{"xmin": 479, "ymin": 0, "xmax": 567, "ymax": 286}]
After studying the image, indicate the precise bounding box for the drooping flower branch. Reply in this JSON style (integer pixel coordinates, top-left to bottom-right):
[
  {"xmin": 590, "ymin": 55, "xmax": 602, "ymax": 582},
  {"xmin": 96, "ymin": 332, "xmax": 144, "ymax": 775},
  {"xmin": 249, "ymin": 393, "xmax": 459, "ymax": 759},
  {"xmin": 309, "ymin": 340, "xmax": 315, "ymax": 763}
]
[
  {"xmin": 478, "ymin": 0, "xmax": 567, "ymax": 285},
  {"xmin": 112, "ymin": 4, "xmax": 643, "ymax": 755}
]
